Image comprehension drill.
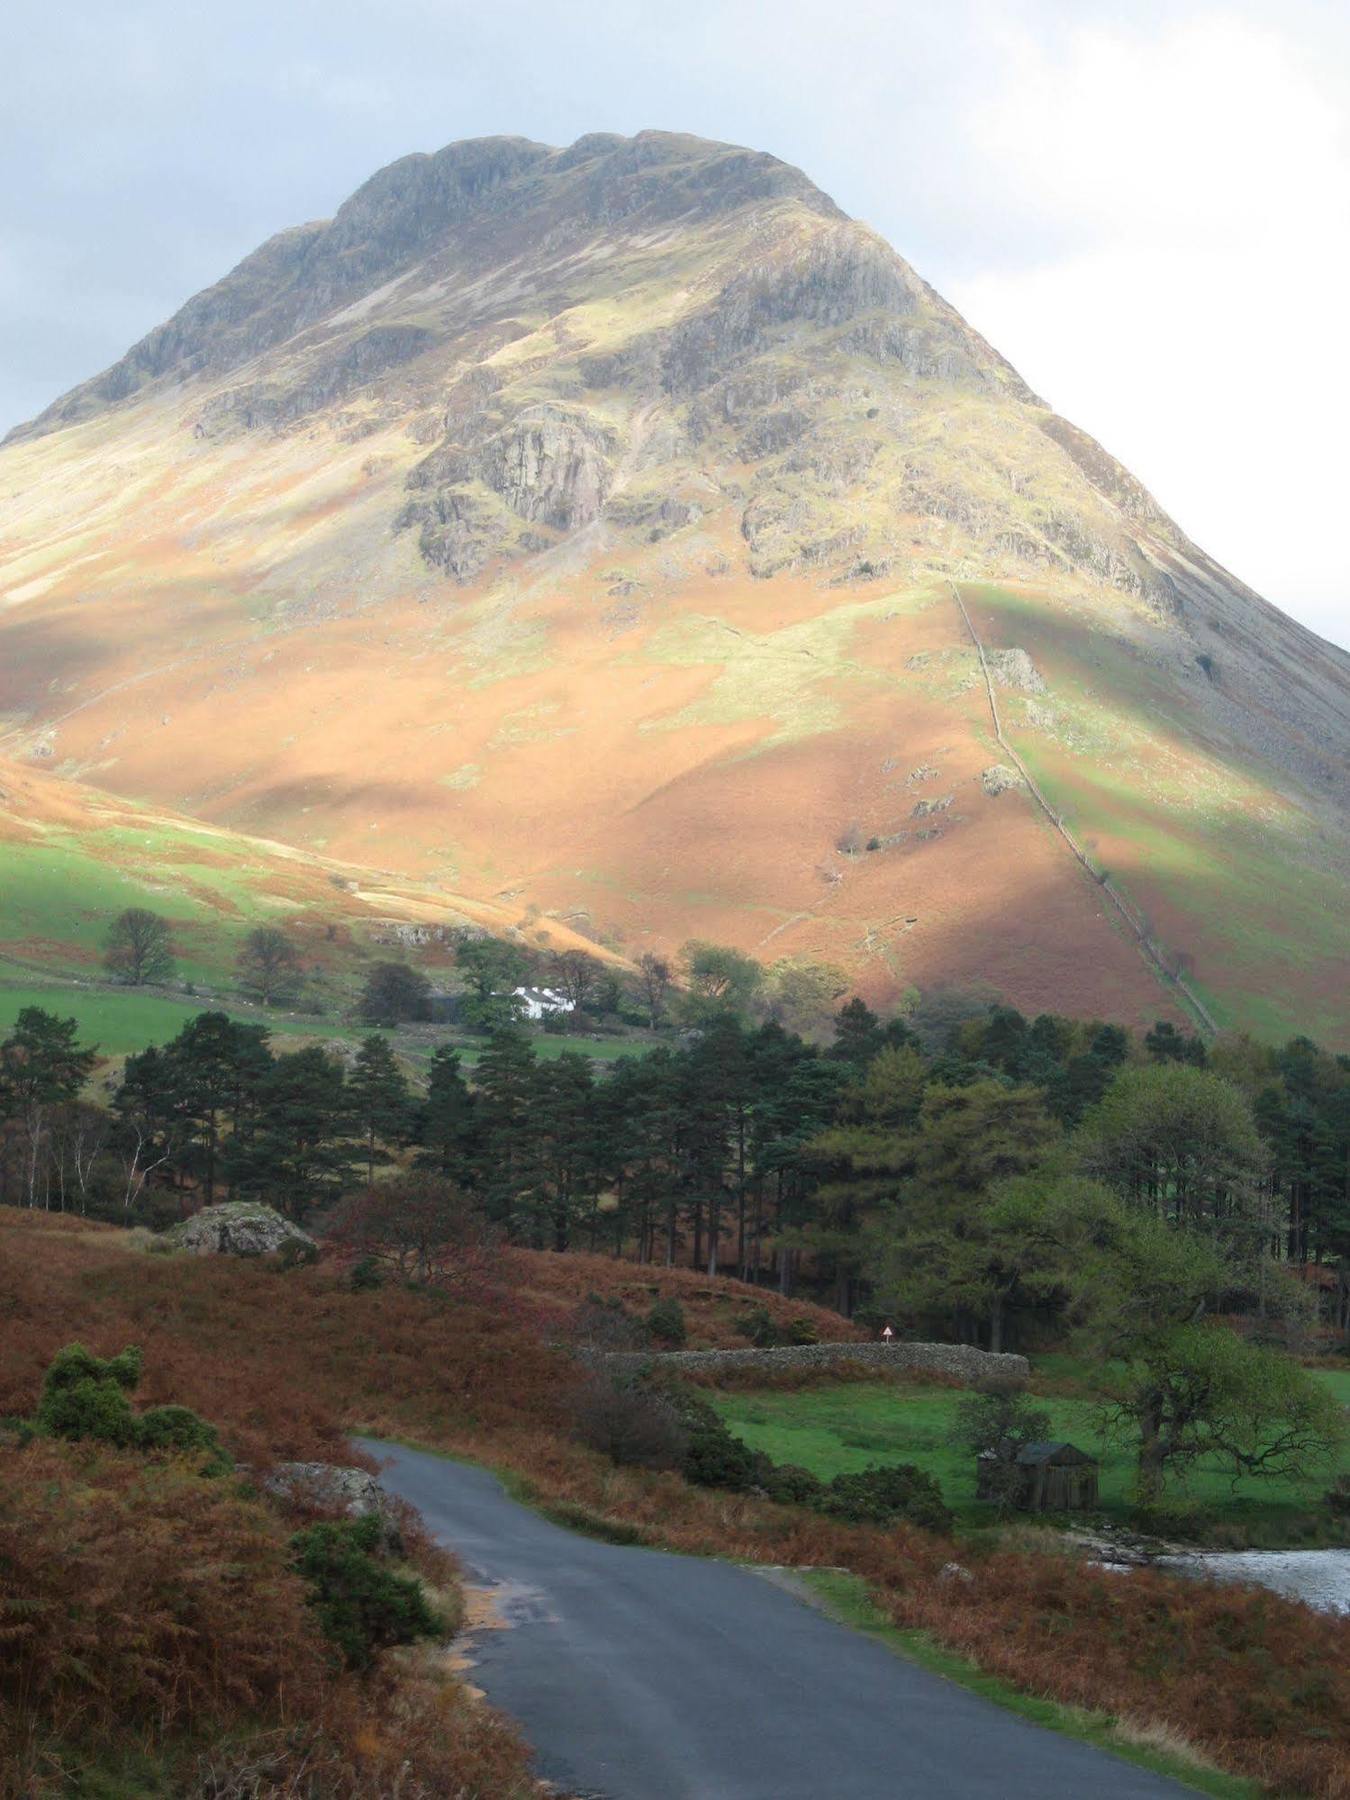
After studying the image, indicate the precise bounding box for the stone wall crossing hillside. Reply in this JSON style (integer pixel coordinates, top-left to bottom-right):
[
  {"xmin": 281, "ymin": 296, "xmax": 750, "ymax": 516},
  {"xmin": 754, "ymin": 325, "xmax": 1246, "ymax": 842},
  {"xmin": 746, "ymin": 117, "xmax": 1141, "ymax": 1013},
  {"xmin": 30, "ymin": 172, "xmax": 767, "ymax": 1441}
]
[{"xmin": 599, "ymin": 1341, "xmax": 1029, "ymax": 1382}]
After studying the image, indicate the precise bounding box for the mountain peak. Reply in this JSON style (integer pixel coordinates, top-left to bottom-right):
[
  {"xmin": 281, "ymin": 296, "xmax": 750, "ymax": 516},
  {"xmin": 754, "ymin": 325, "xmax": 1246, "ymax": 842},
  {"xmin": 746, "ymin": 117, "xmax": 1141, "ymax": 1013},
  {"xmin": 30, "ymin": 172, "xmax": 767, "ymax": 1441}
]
[
  {"xmin": 1, "ymin": 130, "xmax": 1346, "ymax": 1041},
  {"xmin": 8, "ymin": 131, "xmax": 842, "ymax": 444}
]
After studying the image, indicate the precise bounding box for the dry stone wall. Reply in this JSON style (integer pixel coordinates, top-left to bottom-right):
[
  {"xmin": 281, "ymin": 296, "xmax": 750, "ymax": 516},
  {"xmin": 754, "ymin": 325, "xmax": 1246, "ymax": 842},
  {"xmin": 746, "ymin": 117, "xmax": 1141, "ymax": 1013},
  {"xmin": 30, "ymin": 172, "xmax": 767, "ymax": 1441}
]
[{"xmin": 599, "ymin": 1341, "xmax": 1029, "ymax": 1382}]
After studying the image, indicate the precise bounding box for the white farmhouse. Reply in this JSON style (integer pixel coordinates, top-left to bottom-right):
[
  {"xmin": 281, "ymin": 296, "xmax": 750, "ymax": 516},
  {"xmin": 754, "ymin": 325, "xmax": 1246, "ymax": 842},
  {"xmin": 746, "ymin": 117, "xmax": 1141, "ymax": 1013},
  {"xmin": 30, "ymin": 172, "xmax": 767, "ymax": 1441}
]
[{"xmin": 509, "ymin": 985, "xmax": 575, "ymax": 1021}]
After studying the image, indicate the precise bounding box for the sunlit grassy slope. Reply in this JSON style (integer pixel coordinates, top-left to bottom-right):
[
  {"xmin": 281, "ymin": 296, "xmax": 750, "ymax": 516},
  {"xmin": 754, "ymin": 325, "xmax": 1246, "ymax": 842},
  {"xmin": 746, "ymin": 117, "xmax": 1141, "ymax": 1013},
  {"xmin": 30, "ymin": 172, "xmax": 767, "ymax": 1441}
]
[{"xmin": 0, "ymin": 757, "xmax": 641, "ymax": 1058}]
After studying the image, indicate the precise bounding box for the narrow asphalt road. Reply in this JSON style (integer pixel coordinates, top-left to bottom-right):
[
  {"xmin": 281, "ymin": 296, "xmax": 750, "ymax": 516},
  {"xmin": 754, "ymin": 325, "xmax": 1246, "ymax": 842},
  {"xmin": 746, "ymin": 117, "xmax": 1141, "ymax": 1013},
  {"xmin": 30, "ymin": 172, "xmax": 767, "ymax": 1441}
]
[{"xmin": 363, "ymin": 1441, "xmax": 1198, "ymax": 1800}]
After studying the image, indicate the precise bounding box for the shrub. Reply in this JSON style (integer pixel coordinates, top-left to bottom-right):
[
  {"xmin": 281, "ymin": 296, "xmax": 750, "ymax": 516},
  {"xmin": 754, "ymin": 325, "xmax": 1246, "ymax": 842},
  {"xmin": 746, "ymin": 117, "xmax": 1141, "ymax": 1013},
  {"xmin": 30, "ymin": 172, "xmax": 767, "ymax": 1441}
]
[
  {"xmin": 290, "ymin": 1514, "xmax": 440, "ymax": 1670},
  {"xmin": 32, "ymin": 1344, "xmax": 229, "ymax": 1470},
  {"xmin": 134, "ymin": 1404, "xmax": 231, "ymax": 1472},
  {"xmin": 276, "ymin": 1234, "xmax": 321, "ymax": 1271},
  {"xmin": 672, "ymin": 1392, "xmax": 764, "ymax": 1492},
  {"xmin": 819, "ymin": 1464, "xmax": 953, "ymax": 1534},
  {"xmin": 573, "ymin": 1294, "xmax": 649, "ymax": 1351},
  {"xmin": 573, "ymin": 1377, "xmax": 688, "ymax": 1470},
  {"xmin": 740, "ymin": 1305, "xmax": 782, "ymax": 1348},
  {"xmin": 764, "ymin": 1463, "xmax": 824, "ymax": 1506},
  {"xmin": 786, "ymin": 1316, "xmax": 820, "ymax": 1346},
  {"xmin": 35, "ymin": 1343, "xmax": 142, "ymax": 1447},
  {"xmin": 349, "ymin": 1255, "xmax": 384, "ymax": 1292},
  {"xmin": 646, "ymin": 1296, "xmax": 687, "ymax": 1348}
]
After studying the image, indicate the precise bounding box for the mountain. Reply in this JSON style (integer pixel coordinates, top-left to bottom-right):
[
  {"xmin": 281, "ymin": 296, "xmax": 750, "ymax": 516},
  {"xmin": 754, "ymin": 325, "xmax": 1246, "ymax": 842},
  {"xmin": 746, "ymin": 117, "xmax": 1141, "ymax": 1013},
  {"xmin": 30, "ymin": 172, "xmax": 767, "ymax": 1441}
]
[{"xmin": 1, "ymin": 131, "xmax": 1346, "ymax": 1039}]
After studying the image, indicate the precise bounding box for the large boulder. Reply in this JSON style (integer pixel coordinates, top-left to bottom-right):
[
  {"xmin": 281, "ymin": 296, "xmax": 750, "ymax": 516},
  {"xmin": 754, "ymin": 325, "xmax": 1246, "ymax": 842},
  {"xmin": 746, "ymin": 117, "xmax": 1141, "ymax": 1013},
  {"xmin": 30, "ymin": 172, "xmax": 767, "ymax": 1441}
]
[
  {"xmin": 167, "ymin": 1201, "xmax": 315, "ymax": 1259},
  {"xmin": 264, "ymin": 1462, "xmax": 400, "ymax": 1546}
]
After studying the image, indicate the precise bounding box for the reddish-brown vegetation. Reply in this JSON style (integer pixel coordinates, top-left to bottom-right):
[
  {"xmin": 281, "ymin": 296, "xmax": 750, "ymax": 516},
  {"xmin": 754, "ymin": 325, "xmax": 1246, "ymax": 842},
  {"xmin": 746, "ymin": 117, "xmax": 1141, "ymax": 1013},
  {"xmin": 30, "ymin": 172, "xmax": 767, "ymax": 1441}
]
[
  {"xmin": 502, "ymin": 1245, "xmax": 864, "ymax": 1349},
  {"xmin": 2, "ymin": 1209, "xmax": 1348, "ymax": 1797}
]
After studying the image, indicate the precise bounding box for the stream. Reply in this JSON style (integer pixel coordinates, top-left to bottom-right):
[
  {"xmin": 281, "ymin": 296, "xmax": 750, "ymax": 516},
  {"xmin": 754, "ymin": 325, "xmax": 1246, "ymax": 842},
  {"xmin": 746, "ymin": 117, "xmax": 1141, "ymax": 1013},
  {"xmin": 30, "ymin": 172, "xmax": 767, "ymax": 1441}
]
[{"xmin": 1155, "ymin": 1548, "xmax": 1350, "ymax": 1615}]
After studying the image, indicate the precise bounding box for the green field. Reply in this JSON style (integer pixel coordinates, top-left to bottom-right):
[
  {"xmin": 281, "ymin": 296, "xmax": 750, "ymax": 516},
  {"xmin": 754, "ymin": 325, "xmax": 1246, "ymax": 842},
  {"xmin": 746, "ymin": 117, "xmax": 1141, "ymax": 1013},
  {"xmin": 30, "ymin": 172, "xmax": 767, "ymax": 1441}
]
[
  {"xmin": 0, "ymin": 832, "xmax": 309, "ymax": 991},
  {"xmin": 0, "ymin": 976, "xmax": 654, "ymax": 1067},
  {"xmin": 0, "ymin": 980, "xmax": 363, "ymax": 1057},
  {"xmin": 713, "ymin": 1370, "xmax": 1350, "ymax": 1541}
]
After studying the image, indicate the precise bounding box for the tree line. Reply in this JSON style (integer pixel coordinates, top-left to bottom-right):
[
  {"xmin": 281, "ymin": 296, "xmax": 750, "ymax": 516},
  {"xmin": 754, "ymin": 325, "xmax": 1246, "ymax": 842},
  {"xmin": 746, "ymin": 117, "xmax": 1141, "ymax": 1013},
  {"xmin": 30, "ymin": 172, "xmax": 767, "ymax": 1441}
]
[
  {"xmin": 2, "ymin": 991, "xmax": 1347, "ymax": 1329},
  {"xmin": 96, "ymin": 902, "xmax": 853, "ymax": 1038}
]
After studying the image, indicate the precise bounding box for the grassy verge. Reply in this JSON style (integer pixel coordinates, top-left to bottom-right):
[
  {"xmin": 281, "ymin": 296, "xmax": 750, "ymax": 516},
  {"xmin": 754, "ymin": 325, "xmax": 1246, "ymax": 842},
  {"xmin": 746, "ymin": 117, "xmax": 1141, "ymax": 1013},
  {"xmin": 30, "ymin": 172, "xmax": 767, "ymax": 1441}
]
[{"xmin": 797, "ymin": 1569, "xmax": 1257, "ymax": 1799}]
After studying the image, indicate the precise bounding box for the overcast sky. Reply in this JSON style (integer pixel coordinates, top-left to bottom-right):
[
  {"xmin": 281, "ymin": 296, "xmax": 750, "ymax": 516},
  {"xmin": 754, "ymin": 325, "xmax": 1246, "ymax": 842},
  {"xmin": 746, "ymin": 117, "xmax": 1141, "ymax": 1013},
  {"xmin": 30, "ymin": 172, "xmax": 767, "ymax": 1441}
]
[{"xmin": 4, "ymin": 0, "xmax": 1347, "ymax": 648}]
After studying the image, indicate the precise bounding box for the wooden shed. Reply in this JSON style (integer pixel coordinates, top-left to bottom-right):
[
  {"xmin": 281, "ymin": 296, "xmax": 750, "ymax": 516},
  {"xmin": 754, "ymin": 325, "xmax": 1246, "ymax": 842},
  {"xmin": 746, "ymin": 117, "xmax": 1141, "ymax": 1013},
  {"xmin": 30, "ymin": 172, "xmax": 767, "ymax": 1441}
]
[{"xmin": 977, "ymin": 1441, "xmax": 1099, "ymax": 1513}]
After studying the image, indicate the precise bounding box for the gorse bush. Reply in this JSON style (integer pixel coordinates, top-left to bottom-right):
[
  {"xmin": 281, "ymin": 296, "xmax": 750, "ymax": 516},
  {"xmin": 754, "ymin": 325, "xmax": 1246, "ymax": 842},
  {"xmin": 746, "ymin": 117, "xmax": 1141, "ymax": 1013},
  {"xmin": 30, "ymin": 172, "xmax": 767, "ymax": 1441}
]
[
  {"xmin": 674, "ymin": 1391, "xmax": 766, "ymax": 1491},
  {"xmin": 290, "ymin": 1514, "xmax": 441, "ymax": 1670},
  {"xmin": 741, "ymin": 1305, "xmax": 782, "ymax": 1347},
  {"xmin": 35, "ymin": 1342, "xmax": 142, "ymax": 1447},
  {"xmin": 134, "ymin": 1403, "xmax": 229, "ymax": 1468},
  {"xmin": 763, "ymin": 1462, "xmax": 825, "ymax": 1506},
  {"xmin": 32, "ymin": 1342, "xmax": 229, "ymax": 1470},
  {"xmin": 819, "ymin": 1464, "xmax": 953, "ymax": 1533},
  {"xmin": 573, "ymin": 1292, "xmax": 649, "ymax": 1350}
]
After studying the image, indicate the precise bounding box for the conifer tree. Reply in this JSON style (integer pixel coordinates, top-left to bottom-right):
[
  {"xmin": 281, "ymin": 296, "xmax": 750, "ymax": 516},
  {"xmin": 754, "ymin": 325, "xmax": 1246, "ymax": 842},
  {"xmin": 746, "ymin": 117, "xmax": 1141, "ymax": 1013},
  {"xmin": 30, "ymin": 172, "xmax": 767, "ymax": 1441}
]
[{"xmin": 348, "ymin": 1034, "xmax": 411, "ymax": 1182}]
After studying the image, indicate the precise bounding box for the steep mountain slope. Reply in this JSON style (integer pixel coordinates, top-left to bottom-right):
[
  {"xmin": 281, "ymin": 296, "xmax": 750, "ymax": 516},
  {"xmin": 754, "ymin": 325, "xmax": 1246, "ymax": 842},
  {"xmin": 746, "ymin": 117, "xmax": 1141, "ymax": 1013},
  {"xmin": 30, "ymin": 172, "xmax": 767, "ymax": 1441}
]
[
  {"xmin": 0, "ymin": 753, "xmax": 618, "ymax": 1003},
  {"xmin": 1, "ymin": 132, "xmax": 1346, "ymax": 1039}
]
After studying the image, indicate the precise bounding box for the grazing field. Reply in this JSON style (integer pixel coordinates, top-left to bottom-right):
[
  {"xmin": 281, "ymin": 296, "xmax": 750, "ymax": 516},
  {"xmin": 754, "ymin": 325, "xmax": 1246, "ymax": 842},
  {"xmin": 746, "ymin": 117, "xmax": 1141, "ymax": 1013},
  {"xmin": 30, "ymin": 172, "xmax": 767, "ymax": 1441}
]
[
  {"xmin": 0, "ymin": 978, "xmax": 368, "ymax": 1057},
  {"xmin": 713, "ymin": 1371, "xmax": 1350, "ymax": 1539},
  {"xmin": 0, "ymin": 977, "xmax": 660, "ymax": 1074}
]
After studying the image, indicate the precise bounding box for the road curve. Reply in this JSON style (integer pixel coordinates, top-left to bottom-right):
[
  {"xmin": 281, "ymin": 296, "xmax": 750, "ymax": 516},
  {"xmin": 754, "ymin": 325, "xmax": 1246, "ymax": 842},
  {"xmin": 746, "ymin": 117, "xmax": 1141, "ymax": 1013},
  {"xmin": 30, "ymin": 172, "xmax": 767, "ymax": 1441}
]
[{"xmin": 363, "ymin": 1441, "xmax": 1196, "ymax": 1800}]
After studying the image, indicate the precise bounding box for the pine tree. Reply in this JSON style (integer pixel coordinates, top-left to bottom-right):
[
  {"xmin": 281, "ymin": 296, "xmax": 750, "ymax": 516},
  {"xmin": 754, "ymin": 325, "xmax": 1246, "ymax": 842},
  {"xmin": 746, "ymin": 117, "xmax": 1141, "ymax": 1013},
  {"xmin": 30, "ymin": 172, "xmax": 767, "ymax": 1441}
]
[
  {"xmin": 473, "ymin": 1028, "xmax": 538, "ymax": 1235},
  {"xmin": 416, "ymin": 1045, "xmax": 478, "ymax": 1179},
  {"xmin": 160, "ymin": 1012, "xmax": 272, "ymax": 1204},
  {"xmin": 348, "ymin": 1034, "xmax": 411, "ymax": 1182},
  {"xmin": 242, "ymin": 1046, "xmax": 353, "ymax": 1222}
]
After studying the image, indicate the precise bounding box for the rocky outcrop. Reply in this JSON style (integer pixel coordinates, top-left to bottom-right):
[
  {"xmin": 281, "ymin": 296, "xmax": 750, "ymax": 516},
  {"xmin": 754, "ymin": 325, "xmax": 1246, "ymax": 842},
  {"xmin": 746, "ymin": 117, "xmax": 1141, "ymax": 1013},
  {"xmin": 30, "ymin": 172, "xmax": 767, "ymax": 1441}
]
[
  {"xmin": 661, "ymin": 227, "xmax": 926, "ymax": 395},
  {"xmin": 167, "ymin": 1202, "xmax": 315, "ymax": 1259},
  {"xmin": 982, "ymin": 764, "xmax": 1025, "ymax": 797},
  {"xmin": 195, "ymin": 326, "xmax": 435, "ymax": 437},
  {"xmin": 264, "ymin": 1462, "xmax": 400, "ymax": 1545},
  {"xmin": 476, "ymin": 407, "xmax": 614, "ymax": 531},
  {"xmin": 399, "ymin": 403, "xmax": 615, "ymax": 573},
  {"xmin": 985, "ymin": 648, "xmax": 1046, "ymax": 694},
  {"xmin": 395, "ymin": 486, "xmax": 505, "ymax": 581}
]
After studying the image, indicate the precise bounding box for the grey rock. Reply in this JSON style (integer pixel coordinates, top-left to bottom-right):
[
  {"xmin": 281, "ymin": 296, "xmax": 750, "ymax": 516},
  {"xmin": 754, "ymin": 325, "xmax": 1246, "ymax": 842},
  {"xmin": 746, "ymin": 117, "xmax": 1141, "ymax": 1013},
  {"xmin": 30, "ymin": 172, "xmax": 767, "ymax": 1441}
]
[
  {"xmin": 264, "ymin": 1462, "xmax": 399, "ymax": 1542},
  {"xmin": 167, "ymin": 1202, "xmax": 315, "ymax": 1259},
  {"xmin": 476, "ymin": 406, "xmax": 613, "ymax": 531},
  {"xmin": 985, "ymin": 648, "xmax": 1046, "ymax": 694},
  {"xmin": 981, "ymin": 764, "xmax": 1025, "ymax": 797}
]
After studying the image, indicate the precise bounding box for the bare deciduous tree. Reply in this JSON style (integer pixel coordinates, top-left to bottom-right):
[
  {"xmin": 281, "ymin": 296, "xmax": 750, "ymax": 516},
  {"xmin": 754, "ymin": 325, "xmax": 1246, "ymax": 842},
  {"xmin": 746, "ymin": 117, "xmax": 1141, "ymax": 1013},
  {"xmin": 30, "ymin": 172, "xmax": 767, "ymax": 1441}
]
[
  {"xmin": 634, "ymin": 951, "xmax": 672, "ymax": 1028},
  {"xmin": 548, "ymin": 947, "xmax": 603, "ymax": 1015},
  {"xmin": 237, "ymin": 925, "xmax": 303, "ymax": 1005},
  {"xmin": 103, "ymin": 908, "xmax": 174, "ymax": 986}
]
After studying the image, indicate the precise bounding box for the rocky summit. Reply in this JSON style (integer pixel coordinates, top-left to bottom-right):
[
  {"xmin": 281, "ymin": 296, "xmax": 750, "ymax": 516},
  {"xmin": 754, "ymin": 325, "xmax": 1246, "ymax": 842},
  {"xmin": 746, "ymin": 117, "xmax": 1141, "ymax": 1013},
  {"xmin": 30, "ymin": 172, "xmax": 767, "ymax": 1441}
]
[{"xmin": 1, "ymin": 131, "xmax": 1346, "ymax": 1036}]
